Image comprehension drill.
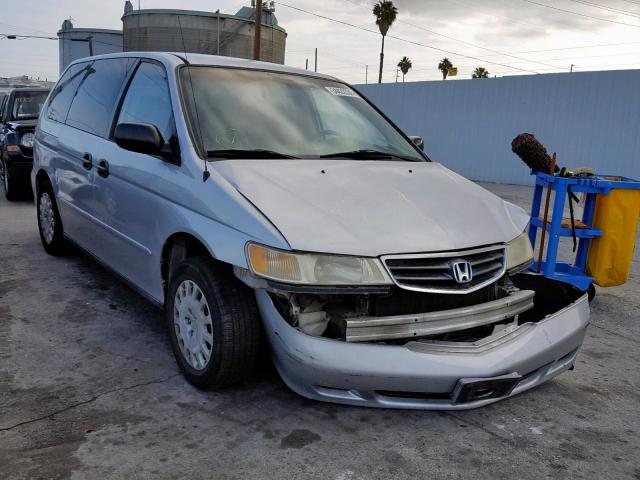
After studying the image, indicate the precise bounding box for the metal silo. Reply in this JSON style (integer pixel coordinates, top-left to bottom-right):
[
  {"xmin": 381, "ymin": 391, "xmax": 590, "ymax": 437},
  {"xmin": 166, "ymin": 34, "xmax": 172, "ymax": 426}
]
[
  {"xmin": 57, "ymin": 19, "xmax": 123, "ymax": 74},
  {"xmin": 121, "ymin": 2, "xmax": 287, "ymax": 64}
]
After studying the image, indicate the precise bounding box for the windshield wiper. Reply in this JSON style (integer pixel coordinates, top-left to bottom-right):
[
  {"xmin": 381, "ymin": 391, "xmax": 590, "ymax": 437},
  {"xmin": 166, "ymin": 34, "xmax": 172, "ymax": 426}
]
[
  {"xmin": 320, "ymin": 149, "xmax": 417, "ymax": 161},
  {"xmin": 206, "ymin": 149, "xmax": 298, "ymax": 159}
]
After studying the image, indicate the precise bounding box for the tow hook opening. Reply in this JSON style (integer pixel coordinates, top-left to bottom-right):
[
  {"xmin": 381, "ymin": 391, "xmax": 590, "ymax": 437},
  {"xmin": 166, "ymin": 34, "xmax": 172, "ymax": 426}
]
[{"xmin": 267, "ymin": 272, "xmax": 585, "ymax": 345}]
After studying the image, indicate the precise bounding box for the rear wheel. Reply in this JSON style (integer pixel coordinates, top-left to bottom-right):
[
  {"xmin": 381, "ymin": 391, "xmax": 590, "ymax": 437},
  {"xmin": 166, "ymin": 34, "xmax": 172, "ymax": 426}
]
[
  {"xmin": 37, "ymin": 181, "xmax": 67, "ymax": 255},
  {"xmin": 1, "ymin": 159, "xmax": 18, "ymax": 201},
  {"xmin": 166, "ymin": 257, "xmax": 261, "ymax": 389}
]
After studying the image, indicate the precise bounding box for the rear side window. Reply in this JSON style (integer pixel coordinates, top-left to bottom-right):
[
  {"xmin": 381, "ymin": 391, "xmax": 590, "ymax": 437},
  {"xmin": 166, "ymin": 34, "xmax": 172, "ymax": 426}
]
[
  {"xmin": 66, "ymin": 58, "xmax": 136, "ymax": 138},
  {"xmin": 117, "ymin": 62, "xmax": 175, "ymax": 142},
  {"xmin": 47, "ymin": 62, "xmax": 91, "ymax": 124}
]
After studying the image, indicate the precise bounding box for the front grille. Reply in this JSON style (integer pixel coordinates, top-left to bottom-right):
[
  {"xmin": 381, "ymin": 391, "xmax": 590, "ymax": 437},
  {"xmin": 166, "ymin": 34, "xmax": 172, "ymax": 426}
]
[{"xmin": 382, "ymin": 246, "xmax": 506, "ymax": 294}]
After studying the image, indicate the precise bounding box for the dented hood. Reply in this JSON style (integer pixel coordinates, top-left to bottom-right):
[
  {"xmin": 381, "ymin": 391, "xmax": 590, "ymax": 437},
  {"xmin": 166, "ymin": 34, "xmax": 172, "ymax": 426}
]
[{"xmin": 213, "ymin": 160, "xmax": 529, "ymax": 256}]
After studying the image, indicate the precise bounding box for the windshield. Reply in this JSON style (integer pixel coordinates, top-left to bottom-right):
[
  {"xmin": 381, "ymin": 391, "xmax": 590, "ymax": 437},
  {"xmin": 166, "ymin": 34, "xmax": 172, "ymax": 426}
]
[
  {"xmin": 11, "ymin": 91, "xmax": 49, "ymax": 120},
  {"xmin": 180, "ymin": 67, "xmax": 425, "ymax": 161}
]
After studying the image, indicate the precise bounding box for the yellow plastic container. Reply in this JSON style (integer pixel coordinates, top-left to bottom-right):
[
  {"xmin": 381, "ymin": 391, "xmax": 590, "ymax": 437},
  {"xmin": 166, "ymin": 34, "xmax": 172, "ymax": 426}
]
[{"xmin": 586, "ymin": 185, "xmax": 640, "ymax": 287}]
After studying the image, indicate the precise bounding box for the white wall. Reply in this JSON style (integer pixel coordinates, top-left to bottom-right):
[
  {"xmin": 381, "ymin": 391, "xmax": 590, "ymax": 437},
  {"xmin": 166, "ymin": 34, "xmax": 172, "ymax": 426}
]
[{"xmin": 357, "ymin": 70, "xmax": 640, "ymax": 185}]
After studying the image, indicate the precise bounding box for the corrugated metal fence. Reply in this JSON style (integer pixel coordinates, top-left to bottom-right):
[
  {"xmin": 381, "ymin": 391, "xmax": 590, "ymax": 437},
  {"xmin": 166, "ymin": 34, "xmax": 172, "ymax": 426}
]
[{"xmin": 356, "ymin": 70, "xmax": 640, "ymax": 185}]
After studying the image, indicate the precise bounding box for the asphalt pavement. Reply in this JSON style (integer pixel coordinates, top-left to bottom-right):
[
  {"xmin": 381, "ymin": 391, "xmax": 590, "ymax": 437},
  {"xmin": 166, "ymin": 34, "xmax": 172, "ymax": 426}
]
[{"xmin": 1, "ymin": 183, "xmax": 639, "ymax": 479}]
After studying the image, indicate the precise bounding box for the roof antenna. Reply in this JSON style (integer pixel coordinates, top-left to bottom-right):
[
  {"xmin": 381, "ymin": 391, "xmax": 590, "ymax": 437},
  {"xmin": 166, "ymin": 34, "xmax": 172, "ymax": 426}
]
[{"xmin": 177, "ymin": 16, "xmax": 210, "ymax": 182}]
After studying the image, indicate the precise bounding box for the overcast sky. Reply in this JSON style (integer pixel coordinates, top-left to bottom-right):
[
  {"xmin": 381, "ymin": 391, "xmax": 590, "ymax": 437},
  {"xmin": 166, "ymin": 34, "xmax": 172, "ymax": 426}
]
[{"xmin": 2, "ymin": 0, "xmax": 640, "ymax": 84}]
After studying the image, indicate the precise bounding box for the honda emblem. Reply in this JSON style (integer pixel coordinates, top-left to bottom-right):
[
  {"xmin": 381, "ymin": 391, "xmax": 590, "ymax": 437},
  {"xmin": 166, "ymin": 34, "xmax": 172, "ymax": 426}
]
[{"xmin": 452, "ymin": 260, "xmax": 473, "ymax": 284}]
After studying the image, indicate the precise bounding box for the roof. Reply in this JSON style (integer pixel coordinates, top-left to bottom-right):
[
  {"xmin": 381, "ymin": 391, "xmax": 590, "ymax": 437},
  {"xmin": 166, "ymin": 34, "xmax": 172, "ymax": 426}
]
[
  {"xmin": 66, "ymin": 52, "xmax": 340, "ymax": 82},
  {"xmin": 57, "ymin": 28, "xmax": 123, "ymax": 36}
]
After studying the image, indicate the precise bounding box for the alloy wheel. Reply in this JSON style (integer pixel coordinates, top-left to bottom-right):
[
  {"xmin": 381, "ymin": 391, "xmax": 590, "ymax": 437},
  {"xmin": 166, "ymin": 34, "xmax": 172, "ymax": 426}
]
[{"xmin": 173, "ymin": 280, "xmax": 214, "ymax": 370}]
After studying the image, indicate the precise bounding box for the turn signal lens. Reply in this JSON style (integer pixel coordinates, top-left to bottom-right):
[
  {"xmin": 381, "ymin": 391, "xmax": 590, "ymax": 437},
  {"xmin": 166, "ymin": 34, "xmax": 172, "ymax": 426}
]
[{"xmin": 246, "ymin": 243, "xmax": 392, "ymax": 286}]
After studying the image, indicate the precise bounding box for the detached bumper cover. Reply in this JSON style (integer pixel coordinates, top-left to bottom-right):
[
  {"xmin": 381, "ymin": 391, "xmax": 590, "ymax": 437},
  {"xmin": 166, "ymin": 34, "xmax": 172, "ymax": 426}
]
[{"xmin": 256, "ymin": 288, "xmax": 590, "ymax": 410}]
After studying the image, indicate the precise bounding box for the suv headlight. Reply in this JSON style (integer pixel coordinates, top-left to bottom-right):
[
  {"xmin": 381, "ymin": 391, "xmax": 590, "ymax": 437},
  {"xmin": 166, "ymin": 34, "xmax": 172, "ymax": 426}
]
[
  {"xmin": 246, "ymin": 243, "xmax": 393, "ymax": 286},
  {"xmin": 506, "ymin": 231, "xmax": 534, "ymax": 273},
  {"xmin": 19, "ymin": 132, "xmax": 35, "ymax": 148}
]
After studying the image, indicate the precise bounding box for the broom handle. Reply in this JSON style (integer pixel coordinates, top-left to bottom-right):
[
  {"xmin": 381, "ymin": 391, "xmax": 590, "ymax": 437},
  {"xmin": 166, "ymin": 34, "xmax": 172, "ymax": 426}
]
[{"xmin": 536, "ymin": 153, "xmax": 557, "ymax": 273}]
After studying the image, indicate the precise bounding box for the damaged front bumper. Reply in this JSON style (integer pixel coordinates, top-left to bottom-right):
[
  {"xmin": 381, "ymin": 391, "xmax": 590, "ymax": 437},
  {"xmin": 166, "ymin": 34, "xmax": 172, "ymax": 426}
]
[{"xmin": 256, "ymin": 274, "xmax": 590, "ymax": 410}]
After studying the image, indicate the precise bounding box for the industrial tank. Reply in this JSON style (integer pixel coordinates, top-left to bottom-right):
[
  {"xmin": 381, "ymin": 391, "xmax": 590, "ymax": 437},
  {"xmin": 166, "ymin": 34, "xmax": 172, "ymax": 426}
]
[
  {"xmin": 121, "ymin": 3, "xmax": 287, "ymax": 64},
  {"xmin": 58, "ymin": 19, "xmax": 123, "ymax": 74}
]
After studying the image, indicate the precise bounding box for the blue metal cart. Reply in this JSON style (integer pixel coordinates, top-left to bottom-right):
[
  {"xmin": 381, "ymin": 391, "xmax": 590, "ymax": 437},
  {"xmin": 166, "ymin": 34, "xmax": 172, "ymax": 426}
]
[{"xmin": 527, "ymin": 171, "xmax": 640, "ymax": 297}]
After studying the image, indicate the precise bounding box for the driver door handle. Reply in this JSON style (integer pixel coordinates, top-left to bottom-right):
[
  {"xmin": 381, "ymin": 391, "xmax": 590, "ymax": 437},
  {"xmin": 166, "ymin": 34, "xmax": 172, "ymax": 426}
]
[
  {"xmin": 82, "ymin": 153, "xmax": 92, "ymax": 170},
  {"xmin": 97, "ymin": 159, "xmax": 109, "ymax": 178}
]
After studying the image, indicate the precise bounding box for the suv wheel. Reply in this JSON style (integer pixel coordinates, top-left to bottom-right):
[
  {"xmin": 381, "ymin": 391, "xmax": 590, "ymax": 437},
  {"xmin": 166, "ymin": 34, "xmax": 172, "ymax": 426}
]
[
  {"xmin": 166, "ymin": 257, "xmax": 261, "ymax": 389},
  {"xmin": 1, "ymin": 159, "xmax": 18, "ymax": 201},
  {"xmin": 37, "ymin": 181, "xmax": 66, "ymax": 255}
]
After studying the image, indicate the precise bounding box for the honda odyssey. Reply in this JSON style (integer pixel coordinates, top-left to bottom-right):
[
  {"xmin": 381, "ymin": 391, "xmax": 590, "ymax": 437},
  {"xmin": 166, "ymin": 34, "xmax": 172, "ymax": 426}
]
[{"xmin": 32, "ymin": 53, "xmax": 590, "ymax": 409}]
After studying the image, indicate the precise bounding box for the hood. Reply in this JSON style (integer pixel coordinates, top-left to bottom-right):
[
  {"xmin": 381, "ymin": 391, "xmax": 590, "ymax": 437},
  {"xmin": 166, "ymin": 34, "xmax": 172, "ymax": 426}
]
[
  {"xmin": 213, "ymin": 160, "xmax": 530, "ymax": 257},
  {"xmin": 7, "ymin": 119, "xmax": 38, "ymax": 131}
]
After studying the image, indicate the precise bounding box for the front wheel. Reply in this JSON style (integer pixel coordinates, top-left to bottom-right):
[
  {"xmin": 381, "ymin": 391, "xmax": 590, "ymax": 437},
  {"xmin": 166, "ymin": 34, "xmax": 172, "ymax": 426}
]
[
  {"xmin": 2, "ymin": 159, "xmax": 18, "ymax": 201},
  {"xmin": 166, "ymin": 257, "xmax": 261, "ymax": 389}
]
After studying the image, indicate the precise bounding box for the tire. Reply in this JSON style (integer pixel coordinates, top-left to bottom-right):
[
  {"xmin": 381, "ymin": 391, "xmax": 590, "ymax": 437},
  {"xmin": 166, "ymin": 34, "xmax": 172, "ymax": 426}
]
[
  {"xmin": 37, "ymin": 180, "xmax": 67, "ymax": 255},
  {"xmin": 587, "ymin": 283, "xmax": 596, "ymax": 302},
  {"xmin": 166, "ymin": 257, "xmax": 261, "ymax": 389},
  {"xmin": 2, "ymin": 159, "xmax": 18, "ymax": 201}
]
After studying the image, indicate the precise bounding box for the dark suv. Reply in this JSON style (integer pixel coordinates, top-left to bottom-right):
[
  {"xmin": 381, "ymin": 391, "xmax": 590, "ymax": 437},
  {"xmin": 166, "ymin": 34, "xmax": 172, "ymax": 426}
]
[{"xmin": 0, "ymin": 88, "xmax": 50, "ymax": 200}]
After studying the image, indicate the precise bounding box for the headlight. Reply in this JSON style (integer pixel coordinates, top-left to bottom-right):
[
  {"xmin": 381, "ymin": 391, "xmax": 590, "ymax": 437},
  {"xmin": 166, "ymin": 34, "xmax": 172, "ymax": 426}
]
[
  {"xmin": 19, "ymin": 132, "xmax": 35, "ymax": 148},
  {"xmin": 506, "ymin": 231, "xmax": 534, "ymax": 272},
  {"xmin": 246, "ymin": 243, "xmax": 393, "ymax": 286}
]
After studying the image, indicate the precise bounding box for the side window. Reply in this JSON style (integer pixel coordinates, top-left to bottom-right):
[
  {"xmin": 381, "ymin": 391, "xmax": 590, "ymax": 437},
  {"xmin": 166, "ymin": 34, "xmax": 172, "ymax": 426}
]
[
  {"xmin": 66, "ymin": 58, "xmax": 135, "ymax": 138},
  {"xmin": 117, "ymin": 62, "xmax": 175, "ymax": 142},
  {"xmin": 47, "ymin": 62, "xmax": 91, "ymax": 124}
]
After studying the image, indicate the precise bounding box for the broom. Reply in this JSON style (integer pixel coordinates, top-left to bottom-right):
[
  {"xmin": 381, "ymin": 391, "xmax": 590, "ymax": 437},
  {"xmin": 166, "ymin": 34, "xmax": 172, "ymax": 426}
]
[{"xmin": 511, "ymin": 133, "xmax": 557, "ymax": 273}]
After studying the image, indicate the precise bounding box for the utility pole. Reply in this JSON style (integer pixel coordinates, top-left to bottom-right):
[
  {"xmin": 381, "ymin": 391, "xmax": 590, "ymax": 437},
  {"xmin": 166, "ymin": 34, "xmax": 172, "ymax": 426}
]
[
  {"xmin": 365, "ymin": 65, "xmax": 368, "ymax": 84},
  {"xmin": 71, "ymin": 35, "xmax": 93, "ymax": 56},
  {"xmin": 570, "ymin": 64, "xmax": 574, "ymax": 72},
  {"xmin": 305, "ymin": 58, "xmax": 308, "ymax": 70},
  {"xmin": 395, "ymin": 68, "xmax": 399, "ymax": 83},
  {"xmin": 216, "ymin": 9, "xmax": 220, "ymax": 55},
  {"xmin": 314, "ymin": 48, "xmax": 318, "ymax": 72},
  {"xmin": 253, "ymin": 0, "xmax": 263, "ymax": 61}
]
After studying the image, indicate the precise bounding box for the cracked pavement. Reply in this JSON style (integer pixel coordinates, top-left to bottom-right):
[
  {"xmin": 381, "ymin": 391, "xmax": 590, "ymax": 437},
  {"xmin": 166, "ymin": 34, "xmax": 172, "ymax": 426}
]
[{"xmin": 1, "ymin": 183, "xmax": 639, "ymax": 479}]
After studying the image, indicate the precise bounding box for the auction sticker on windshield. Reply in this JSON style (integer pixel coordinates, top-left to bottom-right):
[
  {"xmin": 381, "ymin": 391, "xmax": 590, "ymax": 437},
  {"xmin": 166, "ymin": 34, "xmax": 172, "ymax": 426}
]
[{"xmin": 325, "ymin": 86, "xmax": 360, "ymax": 98}]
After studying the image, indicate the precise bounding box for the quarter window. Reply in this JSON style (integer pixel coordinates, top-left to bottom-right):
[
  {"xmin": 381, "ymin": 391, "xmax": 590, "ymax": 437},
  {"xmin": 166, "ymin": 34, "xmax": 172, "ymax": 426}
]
[
  {"xmin": 66, "ymin": 58, "xmax": 135, "ymax": 138},
  {"xmin": 117, "ymin": 62, "xmax": 175, "ymax": 143}
]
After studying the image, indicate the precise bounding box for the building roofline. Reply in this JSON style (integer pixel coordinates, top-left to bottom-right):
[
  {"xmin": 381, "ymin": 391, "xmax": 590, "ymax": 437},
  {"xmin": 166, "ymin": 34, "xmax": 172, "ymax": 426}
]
[{"xmin": 57, "ymin": 28, "xmax": 123, "ymax": 36}]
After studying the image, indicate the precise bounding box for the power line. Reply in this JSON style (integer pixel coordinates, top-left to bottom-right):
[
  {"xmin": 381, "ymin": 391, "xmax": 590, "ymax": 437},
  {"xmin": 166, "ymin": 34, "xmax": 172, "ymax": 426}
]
[
  {"xmin": 522, "ymin": 0, "xmax": 640, "ymax": 27},
  {"xmin": 276, "ymin": 2, "xmax": 541, "ymax": 74},
  {"xmin": 564, "ymin": 0, "xmax": 640, "ymax": 18},
  {"xmin": 496, "ymin": 41, "xmax": 640, "ymax": 54},
  {"xmin": 343, "ymin": 0, "xmax": 561, "ymax": 69},
  {"xmin": 0, "ymin": 33, "xmax": 57, "ymax": 40}
]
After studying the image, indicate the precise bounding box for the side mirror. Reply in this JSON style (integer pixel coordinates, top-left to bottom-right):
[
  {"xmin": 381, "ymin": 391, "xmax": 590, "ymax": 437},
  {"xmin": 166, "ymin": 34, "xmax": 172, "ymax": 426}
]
[
  {"xmin": 114, "ymin": 122, "xmax": 164, "ymax": 157},
  {"xmin": 409, "ymin": 135, "xmax": 424, "ymax": 151}
]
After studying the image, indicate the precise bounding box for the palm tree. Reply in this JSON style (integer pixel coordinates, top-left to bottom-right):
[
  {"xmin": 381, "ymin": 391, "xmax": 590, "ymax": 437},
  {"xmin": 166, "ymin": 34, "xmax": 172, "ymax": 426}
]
[
  {"xmin": 373, "ymin": 1, "xmax": 398, "ymax": 83},
  {"xmin": 397, "ymin": 56, "xmax": 412, "ymax": 82},
  {"xmin": 472, "ymin": 67, "xmax": 490, "ymax": 78},
  {"xmin": 438, "ymin": 57, "xmax": 453, "ymax": 80}
]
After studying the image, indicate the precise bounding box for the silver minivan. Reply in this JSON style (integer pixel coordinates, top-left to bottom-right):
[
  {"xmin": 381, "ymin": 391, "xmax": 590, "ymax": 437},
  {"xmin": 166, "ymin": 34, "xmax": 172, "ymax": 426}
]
[{"xmin": 33, "ymin": 53, "xmax": 590, "ymax": 409}]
